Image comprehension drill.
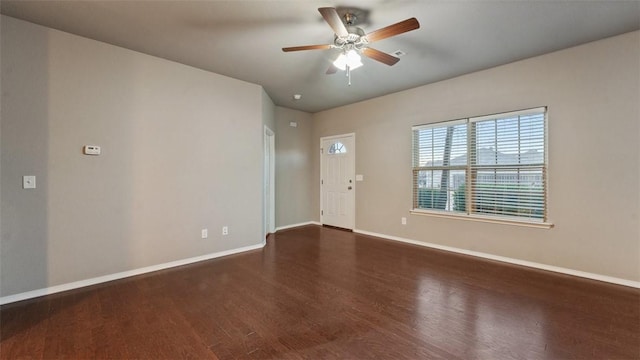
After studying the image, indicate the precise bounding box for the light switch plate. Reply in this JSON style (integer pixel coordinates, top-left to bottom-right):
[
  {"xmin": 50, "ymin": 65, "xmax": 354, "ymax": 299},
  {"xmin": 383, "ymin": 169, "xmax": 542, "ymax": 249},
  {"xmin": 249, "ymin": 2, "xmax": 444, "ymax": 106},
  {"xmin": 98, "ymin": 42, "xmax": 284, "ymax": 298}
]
[
  {"xmin": 23, "ymin": 175, "xmax": 36, "ymax": 189},
  {"xmin": 356, "ymin": 174, "xmax": 364, "ymax": 181}
]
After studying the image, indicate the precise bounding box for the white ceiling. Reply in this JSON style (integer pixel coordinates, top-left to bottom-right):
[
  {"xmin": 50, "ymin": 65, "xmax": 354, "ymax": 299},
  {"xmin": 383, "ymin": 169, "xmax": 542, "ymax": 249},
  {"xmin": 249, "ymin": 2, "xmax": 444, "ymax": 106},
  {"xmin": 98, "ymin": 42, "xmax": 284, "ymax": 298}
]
[{"xmin": 2, "ymin": 1, "xmax": 639, "ymax": 113}]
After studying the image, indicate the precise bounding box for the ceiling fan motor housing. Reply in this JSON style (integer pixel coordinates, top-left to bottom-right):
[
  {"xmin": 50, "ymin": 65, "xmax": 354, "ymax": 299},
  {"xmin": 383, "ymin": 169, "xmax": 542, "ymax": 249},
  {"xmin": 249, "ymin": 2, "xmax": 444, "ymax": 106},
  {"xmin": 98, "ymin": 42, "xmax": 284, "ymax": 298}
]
[{"xmin": 334, "ymin": 27, "xmax": 368, "ymax": 51}]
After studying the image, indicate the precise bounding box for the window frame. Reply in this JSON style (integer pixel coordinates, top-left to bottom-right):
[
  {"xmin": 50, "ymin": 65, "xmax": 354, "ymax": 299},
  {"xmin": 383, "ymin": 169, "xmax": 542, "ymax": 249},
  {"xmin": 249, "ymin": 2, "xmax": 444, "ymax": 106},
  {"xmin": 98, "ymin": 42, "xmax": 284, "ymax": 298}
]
[{"xmin": 410, "ymin": 107, "xmax": 553, "ymax": 229}]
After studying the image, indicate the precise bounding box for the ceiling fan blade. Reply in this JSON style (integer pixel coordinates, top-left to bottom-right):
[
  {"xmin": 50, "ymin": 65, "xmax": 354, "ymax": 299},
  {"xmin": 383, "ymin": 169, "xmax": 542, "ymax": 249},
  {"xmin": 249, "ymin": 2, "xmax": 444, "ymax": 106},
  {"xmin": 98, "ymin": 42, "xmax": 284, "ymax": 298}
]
[
  {"xmin": 366, "ymin": 18, "xmax": 420, "ymax": 43},
  {"xmin": 326, "ymin": 64, "xmax": 338, "ymax": 75},
  {"xmin": 362, "ymin": 48, "xmax": 400, "ymax": 66},
  {"xmin": 318, "ymin": 7, "xmax": 349, "ymax": 37},
  {"xmin": 282, "ymin": 44, "xmax": 332, "ymax": 52}
]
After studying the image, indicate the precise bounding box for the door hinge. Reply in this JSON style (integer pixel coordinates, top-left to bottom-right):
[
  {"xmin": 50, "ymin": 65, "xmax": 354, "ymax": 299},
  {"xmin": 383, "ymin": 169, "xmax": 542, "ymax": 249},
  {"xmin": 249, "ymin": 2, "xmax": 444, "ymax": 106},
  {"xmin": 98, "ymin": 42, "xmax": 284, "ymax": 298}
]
[
  {"xmin": 321, "ymin": 210, "xmax": 323, "ymax": 215},
  {"xmin": 321, "ymin": 179, "xmax": 323, "ymax": 185},
  {"xmin": 320, "ymin": 148, "xmax": 324, "ymax": 154}
]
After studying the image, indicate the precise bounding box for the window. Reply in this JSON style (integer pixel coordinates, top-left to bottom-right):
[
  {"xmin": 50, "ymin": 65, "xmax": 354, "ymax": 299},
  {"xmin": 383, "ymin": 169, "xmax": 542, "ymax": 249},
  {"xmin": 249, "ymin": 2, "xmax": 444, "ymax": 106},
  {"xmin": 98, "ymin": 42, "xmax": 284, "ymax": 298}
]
[
  {"xmin": 412, "ymin": 107, "xmax": 548, "ymax": 224},
  {"xmin": 328, "ymin": 141, "xmax": 346, "ymax": 154}
]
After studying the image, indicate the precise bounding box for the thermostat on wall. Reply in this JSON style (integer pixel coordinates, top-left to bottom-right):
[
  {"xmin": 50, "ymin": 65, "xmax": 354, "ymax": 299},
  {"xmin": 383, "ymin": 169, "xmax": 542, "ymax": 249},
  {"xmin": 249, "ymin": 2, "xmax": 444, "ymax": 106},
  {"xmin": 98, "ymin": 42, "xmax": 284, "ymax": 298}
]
[{"xmin": 83, "ymin": 145, "xmax": 101, "ymax": 155}]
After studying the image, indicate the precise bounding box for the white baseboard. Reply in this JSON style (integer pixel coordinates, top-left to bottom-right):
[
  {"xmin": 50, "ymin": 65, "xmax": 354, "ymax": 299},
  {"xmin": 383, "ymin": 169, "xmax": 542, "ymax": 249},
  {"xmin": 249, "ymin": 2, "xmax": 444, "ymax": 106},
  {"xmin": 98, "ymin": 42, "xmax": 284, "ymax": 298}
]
[
  {"xmin": 353, "ymin": 228, "xmax": 640, "ymax": 289},
  {"xmin": 0, "ymin": 242, "xmax": 265, "ymax": 306},
  {"xmin": 275, "ymin": 221, "xmax": 321, "ymax": 232}
]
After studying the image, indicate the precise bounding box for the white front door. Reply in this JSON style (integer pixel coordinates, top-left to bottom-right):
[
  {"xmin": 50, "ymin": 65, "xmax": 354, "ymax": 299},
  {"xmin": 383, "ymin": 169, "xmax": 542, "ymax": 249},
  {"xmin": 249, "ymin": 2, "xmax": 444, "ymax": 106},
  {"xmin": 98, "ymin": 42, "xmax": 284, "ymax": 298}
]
[{"xmin": 321, "ymin": 134, "xmax": 355, "ymax": 229}]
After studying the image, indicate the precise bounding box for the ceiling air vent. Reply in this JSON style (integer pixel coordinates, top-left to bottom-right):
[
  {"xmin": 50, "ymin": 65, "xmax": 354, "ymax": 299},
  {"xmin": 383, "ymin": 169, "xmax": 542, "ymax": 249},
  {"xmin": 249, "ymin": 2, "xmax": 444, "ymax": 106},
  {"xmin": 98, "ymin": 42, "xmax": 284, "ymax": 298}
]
[{"xmin": 393, "ymin": 50, "xmax": 406, "ymax": 57}]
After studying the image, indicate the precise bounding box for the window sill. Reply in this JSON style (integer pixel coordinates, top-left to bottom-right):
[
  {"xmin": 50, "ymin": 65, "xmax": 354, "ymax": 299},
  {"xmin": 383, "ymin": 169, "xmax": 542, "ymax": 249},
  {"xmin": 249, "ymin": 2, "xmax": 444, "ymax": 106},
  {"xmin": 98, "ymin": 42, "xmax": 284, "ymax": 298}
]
[{"xmin": 409, "ymin": 209, "xmax": 554, "ymax": 229}]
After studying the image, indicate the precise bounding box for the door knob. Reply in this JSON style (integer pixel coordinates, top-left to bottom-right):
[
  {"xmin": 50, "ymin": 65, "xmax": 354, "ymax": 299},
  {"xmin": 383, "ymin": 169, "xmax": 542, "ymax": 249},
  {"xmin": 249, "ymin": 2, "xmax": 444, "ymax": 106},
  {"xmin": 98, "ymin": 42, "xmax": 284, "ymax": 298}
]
[{"xmin": 348, "ymin": 186, "xmax": 352, "ymax": 190}]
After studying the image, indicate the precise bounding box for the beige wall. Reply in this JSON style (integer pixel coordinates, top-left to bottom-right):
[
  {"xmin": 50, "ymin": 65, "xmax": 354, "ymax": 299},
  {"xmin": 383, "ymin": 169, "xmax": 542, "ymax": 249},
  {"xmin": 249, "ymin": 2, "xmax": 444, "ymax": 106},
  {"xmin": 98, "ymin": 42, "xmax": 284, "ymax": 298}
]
[
  {"xmin": 274, "ymin": 106, "xmax": 314, "ymax": 228},
  {"xmin": 312, "ymin": 31, "xmax": 640, "ymax": 282},
  {"xmin": 1, "ymin": 16, "xmax": 266, "ymax": 297}
]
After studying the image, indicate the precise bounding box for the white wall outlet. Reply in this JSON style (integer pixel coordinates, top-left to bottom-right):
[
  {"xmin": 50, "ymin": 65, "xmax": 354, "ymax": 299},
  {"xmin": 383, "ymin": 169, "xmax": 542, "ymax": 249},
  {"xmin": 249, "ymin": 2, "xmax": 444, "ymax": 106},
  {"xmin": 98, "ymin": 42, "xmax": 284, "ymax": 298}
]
[
  {"xmin": 222, "ymin": 226, "xmax": 229, "ymax": 235},
  {"xmin": 23, "ymin": 175, "xmax": 36, "ymax": 189},
  {"xmin": 201, "ymin": 229, "xmax": 208, "ymax": 239},
  {"xmin": 401, "ymin": 217, "xmax": 407, "ymax": 225},
  {"xmin": 83, "ymin": 145, "xmax": 101, "ymax": 155}
]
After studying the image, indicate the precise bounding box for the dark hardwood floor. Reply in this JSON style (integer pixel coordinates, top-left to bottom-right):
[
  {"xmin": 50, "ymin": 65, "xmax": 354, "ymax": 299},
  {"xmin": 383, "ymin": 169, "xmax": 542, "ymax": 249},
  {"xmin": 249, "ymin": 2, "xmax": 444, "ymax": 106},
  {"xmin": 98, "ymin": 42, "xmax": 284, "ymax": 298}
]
[{"xmin": 1, "ymin": 225, "xmax": 638, "ymax": 359}]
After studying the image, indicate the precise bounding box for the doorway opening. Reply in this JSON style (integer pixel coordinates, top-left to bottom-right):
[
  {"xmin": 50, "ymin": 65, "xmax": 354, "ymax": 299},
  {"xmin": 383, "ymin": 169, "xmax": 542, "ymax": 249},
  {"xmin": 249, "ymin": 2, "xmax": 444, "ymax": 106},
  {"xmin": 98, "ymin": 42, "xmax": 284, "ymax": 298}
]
[{"xmin": 264, "ymin": 126, "xmax": 275, "ymax": 241}]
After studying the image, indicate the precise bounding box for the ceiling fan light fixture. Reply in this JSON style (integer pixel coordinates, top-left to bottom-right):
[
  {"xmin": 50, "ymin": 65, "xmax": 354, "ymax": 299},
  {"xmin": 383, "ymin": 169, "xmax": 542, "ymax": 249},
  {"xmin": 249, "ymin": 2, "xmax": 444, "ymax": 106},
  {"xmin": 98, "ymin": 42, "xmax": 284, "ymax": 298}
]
[
  {"xmin": 333, "ymin": 49, "xmax": 363, "ymax": 71},
  {"xmin": 333, "ymin": 53, "xmax": 347, "ymax": 70}
]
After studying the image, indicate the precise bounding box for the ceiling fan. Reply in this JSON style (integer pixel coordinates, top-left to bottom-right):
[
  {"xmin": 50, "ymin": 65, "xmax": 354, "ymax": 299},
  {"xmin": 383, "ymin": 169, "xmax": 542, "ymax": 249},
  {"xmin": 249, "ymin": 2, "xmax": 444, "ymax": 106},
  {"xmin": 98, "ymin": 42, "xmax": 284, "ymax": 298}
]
[{"xmin": 282, "ymin": 7, "xmax": 420, "ymax": 85}]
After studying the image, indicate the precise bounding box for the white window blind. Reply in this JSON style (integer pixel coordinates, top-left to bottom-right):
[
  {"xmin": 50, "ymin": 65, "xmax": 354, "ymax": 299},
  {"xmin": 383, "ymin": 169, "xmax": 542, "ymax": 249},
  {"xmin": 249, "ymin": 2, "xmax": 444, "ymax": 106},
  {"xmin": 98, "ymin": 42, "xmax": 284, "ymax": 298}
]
[
  {"xmin": 412, "ymin": 107, "xmax": 548, "ymax": 223},
  {"xmin": 412, "ymin": 120, "xmax": 467, "ymax": 212}
]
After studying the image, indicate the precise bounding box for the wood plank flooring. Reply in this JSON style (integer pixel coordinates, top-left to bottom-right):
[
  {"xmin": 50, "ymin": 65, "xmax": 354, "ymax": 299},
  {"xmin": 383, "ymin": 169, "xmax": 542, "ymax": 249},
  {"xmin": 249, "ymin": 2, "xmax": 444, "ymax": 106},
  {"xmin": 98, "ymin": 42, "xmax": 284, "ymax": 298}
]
[{"xmin": 1, "ymin": 225, "xmax": 638, "ymax": 359}]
